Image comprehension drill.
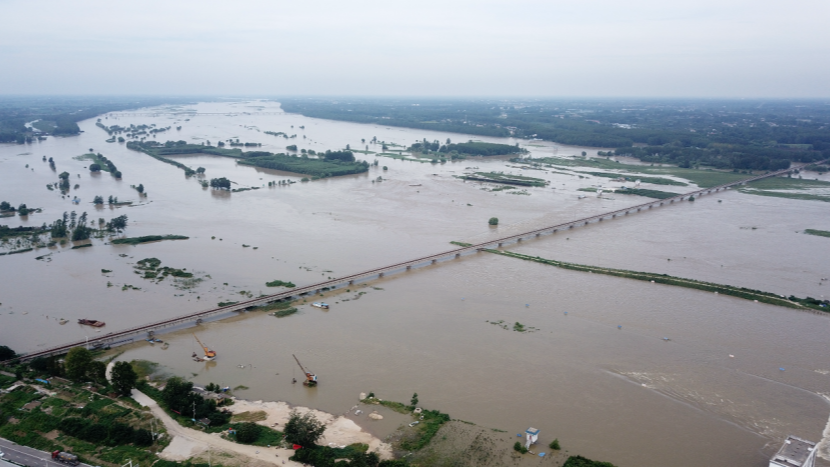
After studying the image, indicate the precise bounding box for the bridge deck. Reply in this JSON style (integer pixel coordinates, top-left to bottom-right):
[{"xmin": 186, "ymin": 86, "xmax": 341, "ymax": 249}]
[{"xmin": 6, "ymin": 165, "xmax": 802, "ymax": 363}]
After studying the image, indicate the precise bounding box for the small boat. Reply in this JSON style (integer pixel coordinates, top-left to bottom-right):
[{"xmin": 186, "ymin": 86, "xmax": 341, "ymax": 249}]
[
  {"xmin": 78, "ymin": 319, "xmax": 105, "ymax": 327},
  {"xmin": 312, "ymin": 302, "xmax": 329, "ymax": 309}
]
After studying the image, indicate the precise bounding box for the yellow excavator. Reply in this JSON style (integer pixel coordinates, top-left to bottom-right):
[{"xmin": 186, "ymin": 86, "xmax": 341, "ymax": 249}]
[
  {"xmin": 293, "ymin": 354, "xmax": 318, "ymax": 387},
  {"xmin": 193, "ymin": 333, "xmax": 217, "ymax": 361}
]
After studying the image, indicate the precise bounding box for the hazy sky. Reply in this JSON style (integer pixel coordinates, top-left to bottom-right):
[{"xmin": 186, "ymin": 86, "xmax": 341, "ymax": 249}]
[{"xmin": 1, "ymin": 0, "xmax": 828, "ymax": 98}]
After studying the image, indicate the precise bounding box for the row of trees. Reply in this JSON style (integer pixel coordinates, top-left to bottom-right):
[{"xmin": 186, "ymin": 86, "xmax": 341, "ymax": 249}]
[
  {"xmin": 50, "ymin": 212, "xmax": 127, "ymax": 239},
  {"xmin": 88, "ymin": 153, "xmax": 122, "ymax": 178}
]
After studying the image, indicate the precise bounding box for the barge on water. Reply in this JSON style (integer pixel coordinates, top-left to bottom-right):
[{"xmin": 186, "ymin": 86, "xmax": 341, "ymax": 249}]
[
  {"xmin": 312, "ymin": 302, "xmax": 329, "ymax": 309},
  {"xmin": 78, "ymin": 319, "xmax": 105, "ymax": 327}
]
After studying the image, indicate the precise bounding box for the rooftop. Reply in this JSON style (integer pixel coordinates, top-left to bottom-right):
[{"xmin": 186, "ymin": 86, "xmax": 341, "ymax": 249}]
[{"xmin": 770, "ymin": 436, "xmax": 816, "ymax": 467}]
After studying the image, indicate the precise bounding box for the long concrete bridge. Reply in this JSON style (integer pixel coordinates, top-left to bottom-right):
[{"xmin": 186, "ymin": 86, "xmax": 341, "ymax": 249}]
[{"xmin": 5, "ymin": 165, "xmax": 803, "ymax": 363}]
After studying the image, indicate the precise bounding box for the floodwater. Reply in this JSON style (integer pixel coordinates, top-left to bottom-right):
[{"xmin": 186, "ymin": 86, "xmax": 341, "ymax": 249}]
[{"xmin": 0, "ymin": 100, "xmax": 828, "ymax": 466}]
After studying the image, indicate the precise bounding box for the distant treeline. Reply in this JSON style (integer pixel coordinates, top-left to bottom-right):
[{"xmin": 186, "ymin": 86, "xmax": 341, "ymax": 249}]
[{"xmin": 279, "ymin": 98, "xmax": 830, "ymax": 170}]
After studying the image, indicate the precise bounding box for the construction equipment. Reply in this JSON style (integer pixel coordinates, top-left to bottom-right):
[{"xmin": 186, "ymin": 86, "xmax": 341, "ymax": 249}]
[
  {"xmin": 293, "ymin": 354, "xmax": 318, "ymax": 386},
  {"xmin": 52, "ymin": 451, "xmax": 79, "ymax": 466},
  {"xmin": 193, "ymin": 333, "xmax": 217, "ymax": 360}
]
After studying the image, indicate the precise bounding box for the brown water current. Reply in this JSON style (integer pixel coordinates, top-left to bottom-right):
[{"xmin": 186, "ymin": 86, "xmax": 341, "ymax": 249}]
[{"xmin": 0, "ymin": 100, "xmax": 828, "ymax": 466}]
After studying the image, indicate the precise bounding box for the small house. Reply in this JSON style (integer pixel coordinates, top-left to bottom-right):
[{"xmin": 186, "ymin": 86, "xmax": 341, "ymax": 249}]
[{"xmin": 525, "ymin": 427, "xmax": 540, "ymax": 449}]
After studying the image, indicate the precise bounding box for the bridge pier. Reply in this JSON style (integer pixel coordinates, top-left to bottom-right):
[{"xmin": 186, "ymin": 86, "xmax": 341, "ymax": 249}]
[
  {"xmin": 517, "ymin": 238, "xmax": 522, "ymax": 242},
  {"xmin": 637, "ymin": 208, "xmax": 640, "ymax": 212},
  {"xmin": 498, "ymin": 242, "xmax": 503, "ymax": 247},
  {"xmin": 536, "ymin": 233, "xmax": 541, "ymax": 237},
  {"xmin": 431, "ymin": 259, "xmax": 437, "ymax": 264},
  {"xmin": 349, "ymin": 280, "xmax": 354, "ymax": 285},
  {"xmin": 406, "ymin": 265, "xmax": 411, "ymax": 270},
  {"xmin": 612, "ymin": 214, "xmax": 616, "ymax": 218},
  {"xmin": 455, "ymin": 253, "xmax": 461, "ymax": 258},
  {"xmin": 378, "ymin": 273, "xmax": 384, "ymax": 278},
  {"xmin": 598, "ymin": 217, "xmax": 603, "ymax": 221}
]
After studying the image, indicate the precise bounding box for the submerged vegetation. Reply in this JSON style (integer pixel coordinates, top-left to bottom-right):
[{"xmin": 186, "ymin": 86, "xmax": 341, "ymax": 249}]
[
  {"xmin": 127, "ymin": 140, "xmax": 370, "ymax": 179},
  {"xmin": 804, "ymin": 229, "xmax": 829, "ymax": 237},
  {"xmin": 265, "ymin": 279, "xmax": 296, "ymax": 288},
  {"xmin": 737, "ymin": 176, "xmax": 829, "ymax": 202},
  {"xmin": 463, "ymin": 172, "xmax": 547, "ymax": 187},
  {"xmin": 111, "ymin": 235, "xmax": 189, "ymax": 245},
  {"xmin": 613, "ymin": 188, "xmax": 680, "ymax": 199},
  {"xmin": 451, "ymin": 242, "xmax": 829, "ymax": 312}
]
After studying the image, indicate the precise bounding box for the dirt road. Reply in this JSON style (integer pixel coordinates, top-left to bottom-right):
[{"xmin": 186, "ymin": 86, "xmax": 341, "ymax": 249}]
[{"xmin": 132, "ymin": 389, "xmax": 300, "ymax": 466}]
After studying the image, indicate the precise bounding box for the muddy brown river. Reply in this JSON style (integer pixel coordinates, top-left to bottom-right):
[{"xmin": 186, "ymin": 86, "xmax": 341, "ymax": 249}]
[{"xmin": 1, "ymin": 100, "xmax": 828, "ymax": 466}]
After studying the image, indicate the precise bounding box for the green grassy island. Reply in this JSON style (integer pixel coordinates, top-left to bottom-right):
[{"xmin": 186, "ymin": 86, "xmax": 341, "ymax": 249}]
[{"xmin": 127, "ymin": 141, "xmax": 369, "ymax": 179}]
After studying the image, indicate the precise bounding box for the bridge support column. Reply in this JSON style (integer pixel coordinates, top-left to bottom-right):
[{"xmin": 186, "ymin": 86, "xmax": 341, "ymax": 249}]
[
  {"xmin": 536, "ymin": 233, "xmax": 540, "ymax": 237},
  {"xmin": 349, "ymin": 280, "xmax": 354, "ymax": 285},
  {"xmin": 517, "ymin": 238, "xmax": 522, "ymax": 242},
  {"xmin": 455, "ymin": 253, "xmax": 461, "ymax": 258},
  {"xmin": 378, "ymin": 273, "xmax": 384, "ymax": 278},
  {"xmin": 431, "ymin": 259, "xmax": 437, "ymax": 264},
  {"xmin": 612, "ymin": 214, "xmax": 616, "ymax": 218},
  {"xmin": 406, "ymin": 266, "xmax": 411, "ymax": 271},
  {"xmin": 569, "ymin": 225, "xmax": 573, "ymax": 229},
  {"xmin": 498, "ymin": 243, "xmax": 503, "ymax": 247},
  {"xmin": 598, "ymin": 217, "xmax": 603, "ymax": 222}
]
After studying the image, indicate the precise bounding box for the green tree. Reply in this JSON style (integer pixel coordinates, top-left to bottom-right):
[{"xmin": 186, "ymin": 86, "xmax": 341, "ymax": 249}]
[
  {"xmin": 89, "ymin": 163, "xmax": 102, "ymax": 172},
  {"xmin": 235, "ymin": 421, "xmax": 261, "ymax": 444},
  {"xmin": 210, "ymin": 177, "xmax": 231, "ymax": 190},
  {"xmin": 93, "ymin": 195, "xmax": 104, "ymax": 205},
  {"xmin": 107, "ymin": 214, "xmax": 128, "ymax": 232},
  {"xmin": 136, "ymin": 184, "xmax": 144, "ymax": 193},
  {"xmin": 488, "ymin": 217, "xmax": 499, "ymax": 226},
  {"xmin": 0, "ymin": 201, "xmax": 11, "ymax": 211},
  {"xmin": 161, "ymin": 376, "xmax": 194, "ymax": 412},
  {"xmin": 410, "ymin": 393, "xmax": 418, "ymax": 407},
  {"xmin": 133, "ymin": 428, "xmax": 153, "ymax": 446},
  {"xmin": 110, "ymin": 361, "xmax": 137, "ymax": 396},
  {"xmin": 284, "ymin": 410, "xmax": 326, "ymax": 448},
  {"xmin": 87, "ymin": 360, "xmax": 107, "ymax": 385},
  {"xmin": 113, "ymin": 171, "xmax": 122, "ymax": 178},
  {"xmin": 549, "ymin": 439, "xmax": 561, "ymax": 450},
  {"xmin": 581, "ymin": 151, "xmax": 587, "ymax": 157},
  {"xmin": 64, "ymin": 347, "xmax": 92, "ymax": 381},
  {"xmin": 0, "ymin": 345, "xmax": 16, "ymax": 361},
  {"xmin": 17, "ymin": 204, "xmax": 29, "ymax": 216},
  {"xmin": 196, "ymin": 167, "xmax": 206, "ymax": 174}
]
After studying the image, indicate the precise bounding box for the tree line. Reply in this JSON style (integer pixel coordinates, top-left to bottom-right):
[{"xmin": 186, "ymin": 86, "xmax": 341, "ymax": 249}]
[{"xmin": 279, "ymin": 98, "xmax": 829, "ymax": 170}]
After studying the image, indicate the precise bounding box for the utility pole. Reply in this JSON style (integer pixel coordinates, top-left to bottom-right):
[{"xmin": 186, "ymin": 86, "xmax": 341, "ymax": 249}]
[{"xmin": 193, "ymin": 401, "xmax": 196, "ymax": 420}]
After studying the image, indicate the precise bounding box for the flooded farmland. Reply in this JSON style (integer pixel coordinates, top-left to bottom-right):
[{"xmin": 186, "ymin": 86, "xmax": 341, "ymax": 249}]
[{"xmin": 0, "ymin": 101, "xmax": 828, "ymax": 466}]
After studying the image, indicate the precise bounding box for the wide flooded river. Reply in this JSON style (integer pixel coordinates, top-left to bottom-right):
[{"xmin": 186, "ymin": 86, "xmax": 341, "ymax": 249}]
[{"xmin": 1, "ymin": 100, "xmax": 828, "ymax": 466}]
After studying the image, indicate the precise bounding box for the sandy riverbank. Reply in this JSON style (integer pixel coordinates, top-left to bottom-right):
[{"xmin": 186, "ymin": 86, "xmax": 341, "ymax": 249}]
[{"xmin": 225, "ymin": 398, "xmax": 394, "ymax": 459}]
